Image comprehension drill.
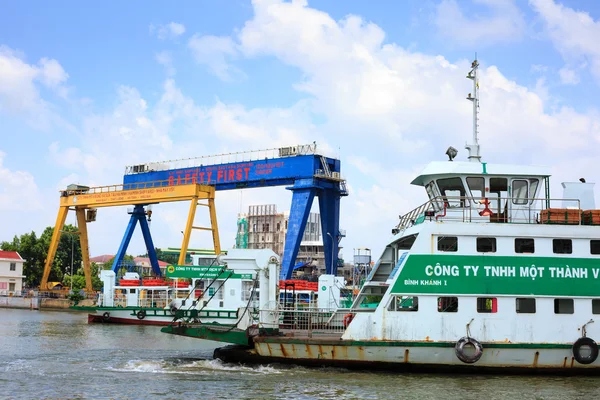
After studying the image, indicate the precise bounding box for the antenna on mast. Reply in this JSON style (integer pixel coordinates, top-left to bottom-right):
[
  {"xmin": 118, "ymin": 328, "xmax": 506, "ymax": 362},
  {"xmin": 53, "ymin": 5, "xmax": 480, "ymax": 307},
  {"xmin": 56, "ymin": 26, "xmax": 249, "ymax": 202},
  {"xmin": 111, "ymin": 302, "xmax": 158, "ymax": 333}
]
[{"xmin": 465, "ymin": 54, "xmax": 481, "ymax": 162}]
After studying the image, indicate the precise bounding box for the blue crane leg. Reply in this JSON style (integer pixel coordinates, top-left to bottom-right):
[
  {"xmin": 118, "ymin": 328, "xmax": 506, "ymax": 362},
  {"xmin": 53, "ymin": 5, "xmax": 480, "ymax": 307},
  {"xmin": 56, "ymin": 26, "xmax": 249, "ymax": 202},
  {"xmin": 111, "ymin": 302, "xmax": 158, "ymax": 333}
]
[
  {"xmin": 281, "ymin": 186, "xmax": 316, "ymax": 280},
  {"xmin": 138, "ymin": 210, "xmax": 161, "ymax": 276},
  {"xmin": 112, "ymin": 206, "xmax": 142, "ymax": 273},
  {"xmin": 319, "ymin": 188, "xmax": 341, "ymax": 276}
]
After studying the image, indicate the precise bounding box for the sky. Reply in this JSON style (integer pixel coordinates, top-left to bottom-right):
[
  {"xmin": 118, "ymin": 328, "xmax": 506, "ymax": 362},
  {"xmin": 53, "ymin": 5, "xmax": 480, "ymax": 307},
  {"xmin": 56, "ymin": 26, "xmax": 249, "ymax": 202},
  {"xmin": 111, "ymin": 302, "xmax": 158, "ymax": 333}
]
[{"xmin": 1, "ymin": 0, "xmax": 600, "ymax": 263}]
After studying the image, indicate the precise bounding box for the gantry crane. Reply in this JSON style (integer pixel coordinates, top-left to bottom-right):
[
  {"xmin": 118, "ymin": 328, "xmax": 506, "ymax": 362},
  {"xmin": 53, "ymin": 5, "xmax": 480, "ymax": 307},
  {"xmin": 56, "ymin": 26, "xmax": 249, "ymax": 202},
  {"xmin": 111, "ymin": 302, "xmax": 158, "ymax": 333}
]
[
  {"xmin": 41, "ymin": 181, "xmax": 219, "ymax": 291},
  {"xmin": 122, "ymin": 143, "xmax": 347, "ymax": 279}
]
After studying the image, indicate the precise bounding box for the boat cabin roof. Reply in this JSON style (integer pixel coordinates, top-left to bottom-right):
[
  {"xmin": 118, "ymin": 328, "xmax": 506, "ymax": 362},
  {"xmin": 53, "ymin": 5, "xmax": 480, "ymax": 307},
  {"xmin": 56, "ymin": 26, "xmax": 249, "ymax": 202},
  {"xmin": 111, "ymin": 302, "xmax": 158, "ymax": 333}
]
[{"xmin": 410, "ymin": 161, "xmax": 551, "ymax": 186}]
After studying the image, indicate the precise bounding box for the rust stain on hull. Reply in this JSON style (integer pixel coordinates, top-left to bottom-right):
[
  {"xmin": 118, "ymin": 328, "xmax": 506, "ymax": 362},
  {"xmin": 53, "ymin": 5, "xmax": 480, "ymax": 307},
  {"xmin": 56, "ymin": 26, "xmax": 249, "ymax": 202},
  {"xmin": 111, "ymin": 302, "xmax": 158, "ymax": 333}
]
[
  {"xmin": 404, "ymin": 349, "xmax": 410, "ymax": 364},
  {"xmin": 533, "ymin": 351, "xmax": 539, "ymax": 367},
  {"xmin": 280, "ymin": 343, "xmax": 288, "ymax": 358},
  {"xmin": 563, "ymin": 357, "xmax": 567, "ymax": 368}
]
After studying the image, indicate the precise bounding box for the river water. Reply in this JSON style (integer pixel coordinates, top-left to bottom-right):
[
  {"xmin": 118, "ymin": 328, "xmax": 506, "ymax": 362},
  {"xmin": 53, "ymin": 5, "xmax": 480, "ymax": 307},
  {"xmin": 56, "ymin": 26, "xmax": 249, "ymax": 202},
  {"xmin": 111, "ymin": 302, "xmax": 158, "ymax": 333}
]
[{"xmin": 1, "ymin": 308, "xmax": 599, "ymax": 399}]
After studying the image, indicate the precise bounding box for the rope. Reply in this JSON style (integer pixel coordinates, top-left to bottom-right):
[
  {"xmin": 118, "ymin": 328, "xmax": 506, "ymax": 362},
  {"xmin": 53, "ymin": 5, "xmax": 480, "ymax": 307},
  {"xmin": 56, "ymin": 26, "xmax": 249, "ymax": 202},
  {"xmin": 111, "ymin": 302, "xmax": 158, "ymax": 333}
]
[{"xmin": 223, "ymin": 274, "xmax": 260, "ymax": 332}]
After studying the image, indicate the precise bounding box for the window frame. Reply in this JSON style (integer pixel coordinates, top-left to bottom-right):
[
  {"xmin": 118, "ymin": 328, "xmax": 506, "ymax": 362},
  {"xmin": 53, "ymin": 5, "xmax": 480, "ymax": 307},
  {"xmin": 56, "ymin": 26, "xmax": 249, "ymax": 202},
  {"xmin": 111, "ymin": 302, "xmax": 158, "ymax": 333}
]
[
  {"xmin": 516, "ymin": 298, "xmax": 536, "ymax": 313},
  {"xmin": 553, "ymin": 239, "xmax": 572, "ymax": 254},
  {"xmin": 515, "ymin": 238, "xmax": 535, "ymax": 254},
  {"xmin": 512, "ymin": 179, "xmax": 529, "ymax": 205},
  {"xmin": 591, "ymin": 240, "xmax": 600, "ymax": 255},
  {"xmin": 554, "ymin": 298, "xmax": 574, "ymax": 314},
  {"xmin": 437, "ymin": 296, "xmax": 458, "ymax": 313},
  {"xmin": 476, "ymin": 237, "xmax": 497, "ymax": 253},
  {"xmin": 477, "ymin": 297, "xmax": 497, "ymax": 313},
  {"xmin": 437, "ymin": 236, "xmax": 458, "ymax": 252}
]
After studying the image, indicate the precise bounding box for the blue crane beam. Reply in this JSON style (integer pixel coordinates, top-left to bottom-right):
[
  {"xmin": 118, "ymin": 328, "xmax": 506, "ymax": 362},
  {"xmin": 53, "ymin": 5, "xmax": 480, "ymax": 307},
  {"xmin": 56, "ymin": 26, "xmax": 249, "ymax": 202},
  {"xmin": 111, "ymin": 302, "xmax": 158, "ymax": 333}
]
[{"xmin": 122, "ymin": 152, "xmax": 346, "ymax": 279}]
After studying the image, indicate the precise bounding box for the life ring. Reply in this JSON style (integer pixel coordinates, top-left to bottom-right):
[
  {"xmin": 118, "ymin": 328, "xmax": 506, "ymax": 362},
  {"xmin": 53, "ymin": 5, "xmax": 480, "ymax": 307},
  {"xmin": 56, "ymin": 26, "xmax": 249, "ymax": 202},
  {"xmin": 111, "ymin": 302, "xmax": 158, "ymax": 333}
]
[
  {"xmin": 572, "ymin": 337, "xmax": 599, "ymax": 365},
  {"xmin": 455, "ymin": 336, "xmax": 483, "ymax": 364},
  {"xmin": 343, "ymin": 313, "xmax": 354, "ymax": 328},
  {"xmin": 136, "ymin": 310, "xmax": 146, "ymax": 320},
  {"xmin": 102, "ymin": 312, "xmax": 110, "ymax": 322}
]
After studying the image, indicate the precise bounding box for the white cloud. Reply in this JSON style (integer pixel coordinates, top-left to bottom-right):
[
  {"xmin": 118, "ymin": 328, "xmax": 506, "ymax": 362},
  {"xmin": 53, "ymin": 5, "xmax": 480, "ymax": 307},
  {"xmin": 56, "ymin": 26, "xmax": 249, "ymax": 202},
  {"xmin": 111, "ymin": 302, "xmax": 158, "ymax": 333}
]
[
  {"xmin": 530, "ymin": 0, "xmax": 600, "ymax": 83},
  {"xmin": 150, "ymin": 22, "xmax": 186, "ymax": 40},
  {"xmin": 6, "ymin": 0, "xmax": 600, "ymax": 261},
  {"xmin": 0, "ymin": 46, "xmax": 72, "ymax": 130},
  {"xmin": 0, "ymin": 150, "xmax": 41, "ymax": 211},
  {"xmin": 155, "ymin": 51, "xmax": 175, "ymax": 76},
  {"xmin": 559, "ymin": 66, "xmax": 580, "ymax": 85},
  {"xmin": 434, "ymin": 0, "xmax": 526, "ymax": 46},
  {"xmin": 188, "ymin": 34, "xmax": 244, "ymax": 81}
]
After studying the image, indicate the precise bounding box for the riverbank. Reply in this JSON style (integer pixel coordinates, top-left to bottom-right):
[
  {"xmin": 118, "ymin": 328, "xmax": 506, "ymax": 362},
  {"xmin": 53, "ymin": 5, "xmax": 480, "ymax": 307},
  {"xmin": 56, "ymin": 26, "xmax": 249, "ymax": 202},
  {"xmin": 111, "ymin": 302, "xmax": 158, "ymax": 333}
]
[{"xmin": 0, "ymin": 296, "xmax": 96, "ymax": 310}]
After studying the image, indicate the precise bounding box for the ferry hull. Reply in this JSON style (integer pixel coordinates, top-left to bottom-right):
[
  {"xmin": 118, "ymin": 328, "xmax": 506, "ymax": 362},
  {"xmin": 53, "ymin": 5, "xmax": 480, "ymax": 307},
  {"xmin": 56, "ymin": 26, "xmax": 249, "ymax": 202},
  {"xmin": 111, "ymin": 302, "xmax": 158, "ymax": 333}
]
[
  {"xmin": 213, "ymin": 339, "xmax": 600, "ymax": 375},
  {"xmin": 87, "ymin": 313, "xmax": 174, "ymax": 326}
]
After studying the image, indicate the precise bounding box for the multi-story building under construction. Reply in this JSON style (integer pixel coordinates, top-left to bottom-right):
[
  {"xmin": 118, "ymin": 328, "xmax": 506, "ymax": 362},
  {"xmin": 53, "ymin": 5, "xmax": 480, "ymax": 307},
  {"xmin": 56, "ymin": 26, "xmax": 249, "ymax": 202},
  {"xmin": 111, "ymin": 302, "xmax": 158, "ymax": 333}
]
[{"xmin": 236, "ymin": 204, "xmax": 328, "ymax": 275}]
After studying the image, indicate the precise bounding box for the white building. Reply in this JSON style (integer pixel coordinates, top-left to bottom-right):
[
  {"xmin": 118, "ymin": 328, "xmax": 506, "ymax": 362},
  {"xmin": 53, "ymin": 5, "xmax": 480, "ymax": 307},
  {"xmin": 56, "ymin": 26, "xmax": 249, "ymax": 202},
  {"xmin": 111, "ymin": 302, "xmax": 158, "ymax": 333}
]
[{"xmin": 0, "ymin": 251, "xmax": 25, "ymax": 295}]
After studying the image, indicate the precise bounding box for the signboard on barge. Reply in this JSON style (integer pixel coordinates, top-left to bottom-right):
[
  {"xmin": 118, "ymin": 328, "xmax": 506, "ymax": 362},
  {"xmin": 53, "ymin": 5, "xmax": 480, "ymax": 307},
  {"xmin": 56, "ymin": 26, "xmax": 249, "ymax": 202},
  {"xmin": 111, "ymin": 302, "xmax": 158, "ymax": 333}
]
[{"xmin": 166, "ymin": 265, "xmax": 252, "ymax": 280}]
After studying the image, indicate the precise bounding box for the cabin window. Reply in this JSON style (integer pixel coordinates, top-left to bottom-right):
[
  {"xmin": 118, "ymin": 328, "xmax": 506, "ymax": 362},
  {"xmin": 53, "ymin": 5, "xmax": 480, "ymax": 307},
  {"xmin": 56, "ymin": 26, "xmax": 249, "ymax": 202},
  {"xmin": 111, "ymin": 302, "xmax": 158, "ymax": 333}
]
[
  {"xmin": 516, "ymin": 298, "xmax": 536, "ymax": 313},
  {"xmin": 529, "ymin": 178, "xmax": 540, "ymax": 203},
  {"xmin": 438, "ymin": 297, "xmax": 458, "ymax": 312},
  {"xmin": 129, "ymin": 289, "xmax": 136, "ymax": 294},
  {"xmin": 437, "ymin": 177, "xmax": 466, "ymax": 207},
  {"xmin": 466, "ymin": 177, "xmax": 485, "ymax": 201},
  {"xmin": 512, "ymin": 179, "xmax": 528, "ymax": 205},
  {"xmin": 515, "ymin": 238, "xmax": 535, "ymax": 254},
  {"xmin": 592, "ymin": 300, "xmax": 600, "ymax": 314},
  {"xmin": 476, "ymin": 237, "xmax": 496, "ymax": 253},
  {"xmin": 489, "ymin": 177, "xmax": 508, "ymax": 216},
  {"xmin": 388, "ymin": 295, "xmax": 419, "ymax": 312},
  {"xmin": 554, "ymin": 299, "xmax": 574, "ymax": 314},
  {"xmin": 477, "ymin": 297, "xmax": 497, "ymax": 313},
  {"xmin": 553, "ymin": 239, "xmax": 572, "ymax": 254},
  {"xmin": 425, "ymin": 181, "xmax": 444, "ymax": 211},
  {"xmin": 591, "ymin": 240, "xmax": 600, "ymax": 255},
  {"xmin": 437, "ymin": 236, "xmax": 458, "ymax": 252}
]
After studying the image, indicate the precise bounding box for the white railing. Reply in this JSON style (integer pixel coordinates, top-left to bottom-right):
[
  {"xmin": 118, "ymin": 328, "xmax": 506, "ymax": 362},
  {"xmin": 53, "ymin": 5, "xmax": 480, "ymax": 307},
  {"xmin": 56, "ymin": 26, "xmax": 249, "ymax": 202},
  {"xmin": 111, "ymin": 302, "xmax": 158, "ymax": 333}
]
[
  {"xmin": 124, "ymin": 143, "xmax": 319, "ymax": 175},
  {"xmin": 393, "ymin": 196, "xmax": 583, "ymax": 232},
  {"xmin": 257, "ymin": 307, "xmax": 360, "ymax": 336}
]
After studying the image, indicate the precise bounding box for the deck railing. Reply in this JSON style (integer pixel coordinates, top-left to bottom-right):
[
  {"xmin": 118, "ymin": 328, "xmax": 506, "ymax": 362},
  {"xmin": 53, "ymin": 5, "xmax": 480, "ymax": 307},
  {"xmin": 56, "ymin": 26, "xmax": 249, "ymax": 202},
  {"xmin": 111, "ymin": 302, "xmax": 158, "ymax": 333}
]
[
  {"xmin": 256, "ymin": 307, "xmax": 370, "ymax": 337},
  {"xmin": 393, "ymin": 196, "xmax": 584, "ymax": 232}
]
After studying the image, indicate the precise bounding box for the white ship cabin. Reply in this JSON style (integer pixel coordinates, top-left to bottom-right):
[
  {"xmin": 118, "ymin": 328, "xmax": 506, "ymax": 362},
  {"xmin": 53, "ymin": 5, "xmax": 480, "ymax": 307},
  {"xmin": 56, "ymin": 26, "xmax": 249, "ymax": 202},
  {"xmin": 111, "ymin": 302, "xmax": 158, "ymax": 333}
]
[
  {"xmin": 351, "ymin": 158, "xmax": 600, "ymax": 313},
  {"xmin": 397, "ymin": 160, "xmax": 556, "ymax": 228}
]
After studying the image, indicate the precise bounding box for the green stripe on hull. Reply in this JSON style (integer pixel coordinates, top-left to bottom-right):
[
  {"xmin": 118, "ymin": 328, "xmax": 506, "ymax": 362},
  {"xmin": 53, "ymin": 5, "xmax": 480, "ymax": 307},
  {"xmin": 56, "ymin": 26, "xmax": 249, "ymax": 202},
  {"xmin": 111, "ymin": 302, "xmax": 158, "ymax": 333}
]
[{"xmin": 391, "ymin": 254, "xmax": 600, "ymax": 296}]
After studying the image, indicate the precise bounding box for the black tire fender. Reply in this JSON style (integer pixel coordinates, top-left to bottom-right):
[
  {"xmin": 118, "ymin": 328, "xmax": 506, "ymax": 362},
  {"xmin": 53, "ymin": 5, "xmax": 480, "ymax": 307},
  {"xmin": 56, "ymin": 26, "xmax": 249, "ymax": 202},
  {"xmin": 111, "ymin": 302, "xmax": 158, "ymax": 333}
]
[
  {"xmin": 102, "ymin": 312, "xmax": 110, "ymax": 322},
  {"xmin": 136, "ymin": 310, "xmax": 146, "ymax": 320},
  {"xmin": 455, "ymin": 336, "xmax": 483, "ymax": 364},
  {"xmin": 573, "ymin": 337, "xmax": 599, "ymax": 365}
]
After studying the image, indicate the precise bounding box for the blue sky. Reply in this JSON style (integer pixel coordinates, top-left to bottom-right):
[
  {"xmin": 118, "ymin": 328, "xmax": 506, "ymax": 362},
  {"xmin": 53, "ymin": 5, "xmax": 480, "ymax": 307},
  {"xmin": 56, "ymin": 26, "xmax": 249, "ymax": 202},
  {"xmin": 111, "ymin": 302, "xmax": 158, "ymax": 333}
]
[{"xmin": 1, "ymin": 0, "xmax": 600, "ymax": 261}]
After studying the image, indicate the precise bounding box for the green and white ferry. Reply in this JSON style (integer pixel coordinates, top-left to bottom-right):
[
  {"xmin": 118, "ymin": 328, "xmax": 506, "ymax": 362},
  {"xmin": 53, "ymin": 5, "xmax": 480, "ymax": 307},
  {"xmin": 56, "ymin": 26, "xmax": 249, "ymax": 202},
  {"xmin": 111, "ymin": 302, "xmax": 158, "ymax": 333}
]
[{"xmin": 163, "ymin": 60, "xmax": 600, "ymax": 374}]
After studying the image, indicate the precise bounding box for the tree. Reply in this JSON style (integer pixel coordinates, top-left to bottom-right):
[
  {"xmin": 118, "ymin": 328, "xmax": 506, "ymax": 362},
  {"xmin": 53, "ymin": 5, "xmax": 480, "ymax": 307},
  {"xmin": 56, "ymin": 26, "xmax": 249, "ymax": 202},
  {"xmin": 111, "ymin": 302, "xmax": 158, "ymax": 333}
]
[
  {"xmin": 139, "ymin": 247, "xmax": 179, "ymax": 265},
  {"xmin": 1, "ymin": 224, "xmax": 82, "ymax": 287}
]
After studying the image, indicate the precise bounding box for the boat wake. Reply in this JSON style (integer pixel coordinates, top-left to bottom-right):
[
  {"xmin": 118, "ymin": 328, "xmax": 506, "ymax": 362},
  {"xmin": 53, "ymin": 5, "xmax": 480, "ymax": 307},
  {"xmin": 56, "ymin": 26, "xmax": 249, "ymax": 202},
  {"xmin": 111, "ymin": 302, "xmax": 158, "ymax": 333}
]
[{"xmin": 107, "ymin": 358, "xmax": 295, "ymax": 376}]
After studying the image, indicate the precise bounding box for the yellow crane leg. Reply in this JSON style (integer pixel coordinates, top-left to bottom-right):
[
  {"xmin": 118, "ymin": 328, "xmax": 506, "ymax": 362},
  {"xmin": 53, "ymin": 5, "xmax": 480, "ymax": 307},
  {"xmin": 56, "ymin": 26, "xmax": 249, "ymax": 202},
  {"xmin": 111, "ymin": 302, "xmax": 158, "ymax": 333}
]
[
  {"xmin": 208, "ymin": 197, "xmax": 221, "ymax": 255},
  {"xmin": 179, "ymin": 198, "xmax": 198, "ymax": 266},
  {"xmin": 41, "ymin": 206, "xmax": 69, "ymax": 290},
  {"xmin": 75, "ymin": 208, "xmax": 93, "ymax": 292}
]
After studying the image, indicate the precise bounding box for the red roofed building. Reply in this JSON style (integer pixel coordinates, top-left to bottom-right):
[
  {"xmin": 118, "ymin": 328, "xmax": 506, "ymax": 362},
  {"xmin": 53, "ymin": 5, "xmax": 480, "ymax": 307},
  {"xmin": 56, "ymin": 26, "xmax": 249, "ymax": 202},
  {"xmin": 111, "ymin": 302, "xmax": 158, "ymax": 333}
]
[{"xmin": 0, "ymin": 251, "xmax": 25, "ymax": 294}]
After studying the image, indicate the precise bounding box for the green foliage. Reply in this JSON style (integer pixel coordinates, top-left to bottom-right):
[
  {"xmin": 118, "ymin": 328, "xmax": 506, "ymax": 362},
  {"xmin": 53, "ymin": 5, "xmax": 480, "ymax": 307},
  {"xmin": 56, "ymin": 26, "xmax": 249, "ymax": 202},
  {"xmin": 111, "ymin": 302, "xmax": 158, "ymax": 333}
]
[
  {"xmin": 139, "ymin": 247, "xmax": 179, "ymax": 265},
  {"xmin": 1, "ymin": 224, "xmax": 81, "ymax": 287},
  {"xmin": 67, "ymin": 292, "xmax": 85, "ymax": 302}
]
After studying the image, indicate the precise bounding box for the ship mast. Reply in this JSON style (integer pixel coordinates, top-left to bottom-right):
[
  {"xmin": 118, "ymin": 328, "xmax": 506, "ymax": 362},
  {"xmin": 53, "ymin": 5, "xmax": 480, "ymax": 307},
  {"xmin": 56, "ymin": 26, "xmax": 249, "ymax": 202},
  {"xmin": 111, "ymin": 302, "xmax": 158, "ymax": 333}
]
[{"xmin": 465, "ymin": 58, "xmax": 481, "ymax": 162}]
